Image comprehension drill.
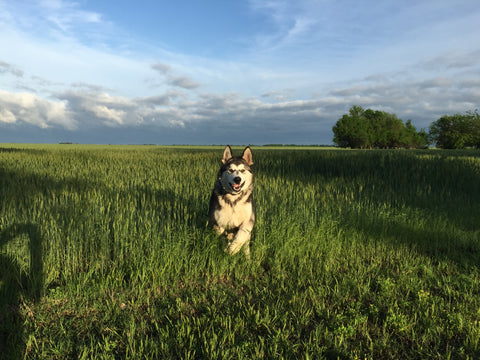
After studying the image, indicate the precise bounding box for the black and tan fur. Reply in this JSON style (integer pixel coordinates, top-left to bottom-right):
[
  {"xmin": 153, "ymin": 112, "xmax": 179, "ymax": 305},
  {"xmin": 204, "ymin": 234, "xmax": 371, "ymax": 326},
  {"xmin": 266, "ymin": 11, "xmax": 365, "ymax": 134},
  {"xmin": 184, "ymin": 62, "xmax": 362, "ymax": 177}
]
[{"xmin": 208, "ymin": 145, "xmax": 255, "ymax": 258}]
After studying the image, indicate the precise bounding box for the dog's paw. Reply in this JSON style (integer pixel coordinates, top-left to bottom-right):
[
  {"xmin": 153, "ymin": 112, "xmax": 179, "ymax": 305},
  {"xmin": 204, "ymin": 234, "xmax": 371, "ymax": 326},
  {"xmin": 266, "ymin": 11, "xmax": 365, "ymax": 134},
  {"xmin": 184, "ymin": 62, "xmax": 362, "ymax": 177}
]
[
  {"xmin": 225, "ymin": 243, "xmax": 251, "ymax": 260},
  {"xmin": 225, "ymin": 241, "xmax": 244, "ymax": 256}
]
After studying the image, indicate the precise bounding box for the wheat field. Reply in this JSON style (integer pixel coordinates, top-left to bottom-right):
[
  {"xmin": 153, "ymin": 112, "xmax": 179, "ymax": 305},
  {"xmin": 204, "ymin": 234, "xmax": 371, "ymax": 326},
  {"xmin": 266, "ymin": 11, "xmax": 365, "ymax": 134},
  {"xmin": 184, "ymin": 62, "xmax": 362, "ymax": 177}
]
[{"xmin": 0, "ymin": 144, "xmax": 479, "ymax": 359}]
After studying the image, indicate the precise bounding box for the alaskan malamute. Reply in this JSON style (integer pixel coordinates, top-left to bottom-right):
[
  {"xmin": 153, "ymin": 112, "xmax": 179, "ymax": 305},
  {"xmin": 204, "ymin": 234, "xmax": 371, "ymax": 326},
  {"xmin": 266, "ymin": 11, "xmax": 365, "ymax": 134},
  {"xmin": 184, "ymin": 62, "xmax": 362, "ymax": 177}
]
[{"xmin": 208, "ymin": 145, "xmax": 255, "ymax": 258}]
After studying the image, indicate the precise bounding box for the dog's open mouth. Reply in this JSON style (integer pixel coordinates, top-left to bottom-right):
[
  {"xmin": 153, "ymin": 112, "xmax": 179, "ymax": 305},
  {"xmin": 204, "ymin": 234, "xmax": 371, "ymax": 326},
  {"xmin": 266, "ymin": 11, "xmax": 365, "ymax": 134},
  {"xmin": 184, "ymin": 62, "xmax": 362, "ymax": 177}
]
[{"xmin": 231, "ymin": 182, "xmax": 244, "ymax": 192}]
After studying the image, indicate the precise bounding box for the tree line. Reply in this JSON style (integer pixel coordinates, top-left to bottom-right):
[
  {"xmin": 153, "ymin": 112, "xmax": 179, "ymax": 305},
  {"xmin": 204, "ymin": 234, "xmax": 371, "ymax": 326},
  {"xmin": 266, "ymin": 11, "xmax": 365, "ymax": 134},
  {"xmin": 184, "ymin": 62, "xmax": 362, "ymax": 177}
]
[{"xmin": 332, "ymin": 106, "xmax": 480, "ymax": 149}]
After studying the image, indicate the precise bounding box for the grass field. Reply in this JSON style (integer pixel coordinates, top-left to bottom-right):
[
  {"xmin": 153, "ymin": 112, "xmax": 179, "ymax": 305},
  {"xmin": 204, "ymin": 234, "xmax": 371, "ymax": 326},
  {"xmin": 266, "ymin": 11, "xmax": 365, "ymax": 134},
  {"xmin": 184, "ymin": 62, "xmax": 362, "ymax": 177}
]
[{"xmin": 0, "ymin": 144, "xmax": 479, "ymax": 359}]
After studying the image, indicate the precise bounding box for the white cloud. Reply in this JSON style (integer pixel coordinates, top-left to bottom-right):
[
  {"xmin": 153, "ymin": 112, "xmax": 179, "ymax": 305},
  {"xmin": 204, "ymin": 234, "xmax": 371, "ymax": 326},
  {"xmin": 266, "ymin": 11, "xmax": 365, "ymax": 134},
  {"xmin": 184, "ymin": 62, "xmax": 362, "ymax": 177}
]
[
  {"xmin": 415, "ymin": 50, "xmax": 480, "ymax": 72},
  {"xmin": 57, "ymin": 90, "xmax": 138, "ymax": 127},
  {"xmin": 0, "ymin": 61, "xmax": 24, "ymax": 77},
  {"xmin": 90, "ymin": 105, "xmax": 125, "ymax": 125},
  {"xmin": 168, "ymin": 76, "xmax": 200, "ymax": 90},
  {"xmin": 151, "ymin": 63, "xmax": 201, "ymax": 90},
  {"xmin": 2, "ymin": 0, "xmax": 104, "ymax": 38},
  {"xmin": 151, "ymin": 63, "xmax": 172, "ymax": 75},
  {"xmin": 0, "ymin": 108, "xmax": 16, "ymax": 123},
  {"xmin": 0, "ymin": 90, "xmax": 74, "ymax": 129}
]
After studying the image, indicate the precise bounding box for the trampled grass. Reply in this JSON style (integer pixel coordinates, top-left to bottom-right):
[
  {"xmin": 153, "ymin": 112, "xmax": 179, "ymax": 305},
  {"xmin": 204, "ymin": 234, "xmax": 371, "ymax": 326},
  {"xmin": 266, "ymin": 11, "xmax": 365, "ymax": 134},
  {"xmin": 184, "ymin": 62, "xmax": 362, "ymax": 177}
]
[{"xmin": 0, "ymin": 144, "xmax": 479, "ymax": 359}]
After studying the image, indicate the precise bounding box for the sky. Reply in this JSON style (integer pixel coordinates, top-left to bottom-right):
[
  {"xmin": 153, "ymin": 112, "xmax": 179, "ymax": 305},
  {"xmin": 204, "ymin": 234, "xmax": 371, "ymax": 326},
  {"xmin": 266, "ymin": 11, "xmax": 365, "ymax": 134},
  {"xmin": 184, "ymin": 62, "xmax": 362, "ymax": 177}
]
[{"xmin": 0, "ymin": 0, "xmax": 479, "ymax": 145}]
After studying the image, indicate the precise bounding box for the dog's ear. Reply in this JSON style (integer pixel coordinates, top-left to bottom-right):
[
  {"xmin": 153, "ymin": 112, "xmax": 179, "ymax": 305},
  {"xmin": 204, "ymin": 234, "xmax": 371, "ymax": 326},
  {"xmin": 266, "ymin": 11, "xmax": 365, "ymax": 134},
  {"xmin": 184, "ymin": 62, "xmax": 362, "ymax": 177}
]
[
  {"xmin": 222, "ymin": 145, "xmax": 233, "ymax": 164},
  {"xmin": 242, "ymin": 146, "xmax": 253, "ymax": 165}
]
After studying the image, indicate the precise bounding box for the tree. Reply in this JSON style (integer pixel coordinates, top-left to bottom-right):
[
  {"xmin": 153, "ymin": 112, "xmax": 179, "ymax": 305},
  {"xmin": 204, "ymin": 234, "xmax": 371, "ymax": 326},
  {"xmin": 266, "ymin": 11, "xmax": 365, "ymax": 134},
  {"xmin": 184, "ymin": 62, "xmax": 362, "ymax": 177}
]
[
  {"xmin": 332, "ymin": 106, "xmax": 371, "ymax": 149},
  {"xmin": 333, "ymin": 106, "xmax": 427, "ymax": 149},
  {"xmin": 401, "ymin": 120, "xmax": 428, "ymax": 149},
  {"xmin": 429, "ymin": 111, "xmax": 480, "ymax": 149}
]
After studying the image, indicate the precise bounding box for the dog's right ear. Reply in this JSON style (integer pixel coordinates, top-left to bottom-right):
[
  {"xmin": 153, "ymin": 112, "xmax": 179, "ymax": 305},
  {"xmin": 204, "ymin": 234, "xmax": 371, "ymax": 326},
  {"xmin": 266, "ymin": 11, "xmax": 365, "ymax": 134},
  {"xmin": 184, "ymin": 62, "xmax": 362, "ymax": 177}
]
[
  {"xmin": 222, "ymin": 145, "xmax": 233, "ymax": 164},
  {"xmin": 242, "ymin": 146, "xmax": 253, "ymax": 166}
]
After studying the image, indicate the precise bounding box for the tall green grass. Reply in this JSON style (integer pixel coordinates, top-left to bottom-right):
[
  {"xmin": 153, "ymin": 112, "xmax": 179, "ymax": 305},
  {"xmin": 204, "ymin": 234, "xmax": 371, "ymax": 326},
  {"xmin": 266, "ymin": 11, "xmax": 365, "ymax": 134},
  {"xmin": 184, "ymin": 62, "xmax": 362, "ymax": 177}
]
[{"xmin": 1, "ymin": 145, "xmax": 479, "ymax": 359}]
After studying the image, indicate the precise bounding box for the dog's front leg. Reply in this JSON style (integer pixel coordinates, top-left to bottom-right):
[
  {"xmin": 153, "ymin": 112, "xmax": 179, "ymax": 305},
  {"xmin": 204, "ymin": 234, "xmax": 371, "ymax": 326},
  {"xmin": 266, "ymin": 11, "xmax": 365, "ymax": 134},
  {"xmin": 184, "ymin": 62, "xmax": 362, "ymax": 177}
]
[
  {"xmin": 226, "ymin": 227, "xmax": 252, "ymax": 257},
  {"xmin": 213, "ymin": 224, "xmax": 225, "ymax": 236}
]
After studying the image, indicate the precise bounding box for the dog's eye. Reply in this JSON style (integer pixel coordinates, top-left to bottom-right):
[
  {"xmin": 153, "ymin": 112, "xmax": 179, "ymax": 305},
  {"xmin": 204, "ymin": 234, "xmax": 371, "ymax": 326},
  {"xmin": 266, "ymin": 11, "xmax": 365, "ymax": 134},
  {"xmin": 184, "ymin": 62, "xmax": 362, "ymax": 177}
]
[
  {"xmin": 228, "ymin": 168, "xmax": 234, "ymax": 173},
  {"xmin": 240, "ymin": 169, "xmax": 246, "ymax": 173}
]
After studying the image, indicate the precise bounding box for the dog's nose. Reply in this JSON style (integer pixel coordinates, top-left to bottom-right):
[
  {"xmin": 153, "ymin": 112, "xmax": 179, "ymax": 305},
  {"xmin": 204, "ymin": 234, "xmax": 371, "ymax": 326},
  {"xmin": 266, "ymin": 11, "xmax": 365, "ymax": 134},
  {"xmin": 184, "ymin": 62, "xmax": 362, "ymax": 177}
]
[{"xmin": 233, "ymin": 177, "xmax": 242, "ymax": 184}]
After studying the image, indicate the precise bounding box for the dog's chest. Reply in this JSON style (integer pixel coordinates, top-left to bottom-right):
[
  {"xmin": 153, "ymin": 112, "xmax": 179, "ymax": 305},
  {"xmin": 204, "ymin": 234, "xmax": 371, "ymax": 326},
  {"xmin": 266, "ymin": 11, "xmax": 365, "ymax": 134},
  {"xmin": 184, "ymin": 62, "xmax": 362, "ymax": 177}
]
[{"xmin": 215, "ymin": 196, "xmax": 252, "ymax": 228}]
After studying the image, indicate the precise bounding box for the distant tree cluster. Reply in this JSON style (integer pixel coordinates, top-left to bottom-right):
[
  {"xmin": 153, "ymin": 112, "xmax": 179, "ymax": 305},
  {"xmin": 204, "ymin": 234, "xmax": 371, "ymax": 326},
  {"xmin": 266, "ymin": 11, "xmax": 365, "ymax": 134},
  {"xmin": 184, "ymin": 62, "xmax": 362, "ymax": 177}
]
[
  {"xmin": 332, "ymin": 106, "xmax": 428, "ymax": 149},
  {"xmin": 429, "ymin": 110, "xmax": 480, "ymax": 149}
]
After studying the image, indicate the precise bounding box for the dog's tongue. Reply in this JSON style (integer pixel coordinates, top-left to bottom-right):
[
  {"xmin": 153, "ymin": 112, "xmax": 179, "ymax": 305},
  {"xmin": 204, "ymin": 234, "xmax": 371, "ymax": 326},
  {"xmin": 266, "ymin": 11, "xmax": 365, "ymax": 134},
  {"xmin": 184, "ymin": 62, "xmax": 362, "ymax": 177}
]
[{"xmin": 233, "ymin": 183, "xmax": 241, "ymax": 190}]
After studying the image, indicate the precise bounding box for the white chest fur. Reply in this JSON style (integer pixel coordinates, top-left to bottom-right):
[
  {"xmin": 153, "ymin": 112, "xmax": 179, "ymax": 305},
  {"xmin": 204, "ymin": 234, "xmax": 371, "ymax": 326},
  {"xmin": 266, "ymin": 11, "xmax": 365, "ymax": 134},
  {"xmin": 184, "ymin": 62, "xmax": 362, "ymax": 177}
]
[{"xmin": 215, "ymin": 195, "xmax": 253, "ymax": 229}]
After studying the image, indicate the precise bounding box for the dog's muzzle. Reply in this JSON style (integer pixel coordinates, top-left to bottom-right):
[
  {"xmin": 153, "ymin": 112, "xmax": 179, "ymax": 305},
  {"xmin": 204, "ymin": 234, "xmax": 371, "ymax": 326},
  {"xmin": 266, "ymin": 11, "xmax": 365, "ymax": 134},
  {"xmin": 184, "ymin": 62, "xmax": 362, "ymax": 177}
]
[{"xmin": 231, "ymin": 177, "xmax": 244, "ymax": 192}]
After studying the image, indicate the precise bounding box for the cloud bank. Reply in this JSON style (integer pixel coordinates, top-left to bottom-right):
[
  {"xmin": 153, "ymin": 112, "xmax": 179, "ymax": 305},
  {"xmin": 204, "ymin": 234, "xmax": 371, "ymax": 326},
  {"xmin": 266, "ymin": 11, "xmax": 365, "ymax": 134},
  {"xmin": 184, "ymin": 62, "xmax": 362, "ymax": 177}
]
[{"xmin": 1, "ymin": 53, "xmax": 479, "ymax": 145}]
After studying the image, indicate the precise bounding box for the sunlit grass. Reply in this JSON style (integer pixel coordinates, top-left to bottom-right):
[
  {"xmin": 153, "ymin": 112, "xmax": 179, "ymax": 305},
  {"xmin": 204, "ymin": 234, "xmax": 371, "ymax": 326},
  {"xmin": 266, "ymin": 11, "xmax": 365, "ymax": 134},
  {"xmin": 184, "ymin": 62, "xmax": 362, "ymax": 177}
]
[{"xmin": 1, "ymin": 145, "xmax": 479, "ymax": 359}]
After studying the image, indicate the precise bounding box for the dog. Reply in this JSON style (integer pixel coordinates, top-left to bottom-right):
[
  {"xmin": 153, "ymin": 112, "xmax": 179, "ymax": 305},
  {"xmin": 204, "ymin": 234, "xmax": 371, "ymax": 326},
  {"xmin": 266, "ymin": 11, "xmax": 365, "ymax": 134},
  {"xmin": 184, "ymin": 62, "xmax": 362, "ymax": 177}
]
[{"xmin": 208, "ymin": 145, "xmax": 255, "ymax": 258}]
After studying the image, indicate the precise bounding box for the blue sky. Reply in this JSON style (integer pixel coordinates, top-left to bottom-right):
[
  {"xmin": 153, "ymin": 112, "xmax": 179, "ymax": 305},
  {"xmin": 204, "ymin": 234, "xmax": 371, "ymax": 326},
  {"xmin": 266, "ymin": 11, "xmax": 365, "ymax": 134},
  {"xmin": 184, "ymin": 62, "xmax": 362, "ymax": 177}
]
[{"xmin": 0, "ymin": 0, "xmax": 479, "ymax": 145}]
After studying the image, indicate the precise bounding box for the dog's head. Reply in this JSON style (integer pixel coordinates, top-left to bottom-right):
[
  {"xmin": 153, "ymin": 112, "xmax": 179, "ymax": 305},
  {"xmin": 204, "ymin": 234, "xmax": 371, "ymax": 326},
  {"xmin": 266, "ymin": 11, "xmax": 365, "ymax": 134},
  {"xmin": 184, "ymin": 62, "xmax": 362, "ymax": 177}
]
[{"xmin": 218, "ymin": 145, "xmax": 253, "ymax": 194}]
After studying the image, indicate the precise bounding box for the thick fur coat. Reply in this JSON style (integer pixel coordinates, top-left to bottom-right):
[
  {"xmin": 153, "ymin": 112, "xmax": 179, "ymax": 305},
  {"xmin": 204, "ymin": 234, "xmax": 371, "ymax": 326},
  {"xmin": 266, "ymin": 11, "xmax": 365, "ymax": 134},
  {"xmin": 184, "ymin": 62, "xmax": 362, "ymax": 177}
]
[{"xmin": 208, "ymin": 146, "xmax": 255, "ymax": 258}]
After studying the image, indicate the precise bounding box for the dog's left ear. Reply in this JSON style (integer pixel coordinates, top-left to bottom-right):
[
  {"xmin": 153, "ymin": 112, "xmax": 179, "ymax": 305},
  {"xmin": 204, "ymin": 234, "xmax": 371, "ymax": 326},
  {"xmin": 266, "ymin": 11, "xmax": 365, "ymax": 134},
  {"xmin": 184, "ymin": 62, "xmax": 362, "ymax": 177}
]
[
  {"xmin": 242, "ymin": 146, "xmax": 253, "ymax": 165},
  {"xmin": 222, "ymin": 145, "xmax": 233, "ymax": 164}
]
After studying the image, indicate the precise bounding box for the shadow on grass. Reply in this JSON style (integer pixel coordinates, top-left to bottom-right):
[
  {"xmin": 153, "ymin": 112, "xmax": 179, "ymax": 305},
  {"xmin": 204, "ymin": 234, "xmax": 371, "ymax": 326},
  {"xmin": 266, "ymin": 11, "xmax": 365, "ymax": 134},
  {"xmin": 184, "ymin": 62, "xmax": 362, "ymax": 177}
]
[
  {"xmin": 0, "ymin": 157, "xmax": 97, "ymax": 358},
  {"xmin": 348, "ymin": 211, "xmax": 480, "ymax": 268},
  {"xmin": 0, "ymin": 147, "xmax": 47, "ymax": 155},
  {"xmin": 0, "ymin": 223, "xmax": 43, "ymax": 360}
]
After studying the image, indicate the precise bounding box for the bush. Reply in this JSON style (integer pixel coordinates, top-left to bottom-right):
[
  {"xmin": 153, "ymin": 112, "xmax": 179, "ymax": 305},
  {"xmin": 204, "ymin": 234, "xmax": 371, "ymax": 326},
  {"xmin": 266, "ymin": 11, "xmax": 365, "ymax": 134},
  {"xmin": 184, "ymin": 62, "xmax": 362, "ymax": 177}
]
[{"xmin": 429, "ymin": 110, "xmax": 480, "ymax": 149}]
